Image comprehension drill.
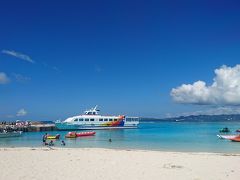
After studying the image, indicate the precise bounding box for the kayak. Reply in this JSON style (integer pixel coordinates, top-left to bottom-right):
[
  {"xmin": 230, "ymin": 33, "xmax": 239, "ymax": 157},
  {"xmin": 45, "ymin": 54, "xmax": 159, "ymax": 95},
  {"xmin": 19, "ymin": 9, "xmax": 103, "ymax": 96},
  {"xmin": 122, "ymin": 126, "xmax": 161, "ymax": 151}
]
[
  {"xmin": 46, "ymin": 134, "xmax": 60, "ymax": 139},
  {"xmin": 65, "ymin": 131, "xmax": 96, "ymax": 138}
]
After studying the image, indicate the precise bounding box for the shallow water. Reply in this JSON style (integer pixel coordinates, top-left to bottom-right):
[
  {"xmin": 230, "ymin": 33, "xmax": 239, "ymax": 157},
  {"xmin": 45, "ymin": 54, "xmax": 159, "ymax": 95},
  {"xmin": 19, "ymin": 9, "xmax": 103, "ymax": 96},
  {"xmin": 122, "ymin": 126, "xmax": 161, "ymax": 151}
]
[{"xmin": 1, "ymin": 121, "xmax": 240, "ymax": 153}]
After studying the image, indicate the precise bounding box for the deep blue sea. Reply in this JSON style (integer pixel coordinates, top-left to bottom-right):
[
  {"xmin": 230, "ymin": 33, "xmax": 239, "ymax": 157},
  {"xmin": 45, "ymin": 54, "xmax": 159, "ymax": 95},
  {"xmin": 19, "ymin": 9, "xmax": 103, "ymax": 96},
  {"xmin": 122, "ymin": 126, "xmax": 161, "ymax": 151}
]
[{"xmin": 1, "ymin": 121, "xmax": 240, "ymax": 153}]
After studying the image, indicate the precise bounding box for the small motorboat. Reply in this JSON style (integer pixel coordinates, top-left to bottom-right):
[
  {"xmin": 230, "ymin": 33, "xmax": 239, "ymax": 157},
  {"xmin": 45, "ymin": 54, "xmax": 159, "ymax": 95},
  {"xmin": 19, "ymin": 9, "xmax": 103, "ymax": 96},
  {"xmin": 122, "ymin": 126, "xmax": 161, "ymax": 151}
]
[
  {"xmin": 236, "ymin": 129, "xmax": 240, "ymax": 133},
  {"xmin": 0, "ymin": 131, "xmax": 22, "ymax": 138},
  {"xmin": 46, "ymin": 134, "xmax": 60, "ymax": 139},
  {"xmin": 217, "ymin": 134, "xmax": 238, "ymax": 140},
  {"xmin": 65, "ymin": 131, "xmax": 96, "ymax": 138},
  {"xmin": 219, "ymin": 127, "xmax": 230, "ymax": 133}
]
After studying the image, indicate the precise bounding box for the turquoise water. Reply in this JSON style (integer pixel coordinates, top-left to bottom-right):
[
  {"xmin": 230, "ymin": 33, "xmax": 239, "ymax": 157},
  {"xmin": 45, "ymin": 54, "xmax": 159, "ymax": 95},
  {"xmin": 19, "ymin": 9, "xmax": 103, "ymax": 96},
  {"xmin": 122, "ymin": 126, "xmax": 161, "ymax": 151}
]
[{"xmin": 1, "ymin": 121, "xmax": 240, "ymax": 153}]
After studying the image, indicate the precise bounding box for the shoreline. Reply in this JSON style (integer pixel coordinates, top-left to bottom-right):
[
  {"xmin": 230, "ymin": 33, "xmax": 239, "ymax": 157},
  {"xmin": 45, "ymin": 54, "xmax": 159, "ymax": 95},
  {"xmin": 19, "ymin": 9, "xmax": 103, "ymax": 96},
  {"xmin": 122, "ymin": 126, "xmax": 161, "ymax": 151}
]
[
  {"xmin": 1, "ymin": 146, "xmax": 240, "ymax": 155},
  {"xmin": 0, "ymin": 147, "xmax": 239, "ymax": 180},
  {"xmin": 0, "ymin": 145, "xmax": 240, "ymax": 154}
]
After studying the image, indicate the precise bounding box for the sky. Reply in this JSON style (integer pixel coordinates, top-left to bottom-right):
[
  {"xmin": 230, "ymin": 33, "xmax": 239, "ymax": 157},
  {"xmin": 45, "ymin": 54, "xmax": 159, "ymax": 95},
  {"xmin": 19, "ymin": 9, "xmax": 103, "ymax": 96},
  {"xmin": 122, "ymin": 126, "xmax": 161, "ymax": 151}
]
[{"xmin": 1, "ymin": 0, "xmax": 240, "ymax": 120}]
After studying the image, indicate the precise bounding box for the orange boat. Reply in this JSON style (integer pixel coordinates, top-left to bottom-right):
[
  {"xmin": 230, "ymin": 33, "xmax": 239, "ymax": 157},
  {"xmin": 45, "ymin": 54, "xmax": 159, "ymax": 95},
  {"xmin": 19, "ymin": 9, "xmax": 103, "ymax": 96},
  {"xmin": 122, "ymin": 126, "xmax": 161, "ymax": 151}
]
[{"xmin": 229, "ymin": 135, "xmax": 240, "ymax": 142}]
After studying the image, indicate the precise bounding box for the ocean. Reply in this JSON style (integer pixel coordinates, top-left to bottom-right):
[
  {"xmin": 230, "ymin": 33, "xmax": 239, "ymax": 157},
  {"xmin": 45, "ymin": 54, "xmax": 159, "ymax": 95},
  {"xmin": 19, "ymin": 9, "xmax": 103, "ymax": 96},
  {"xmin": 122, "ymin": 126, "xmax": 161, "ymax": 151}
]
[{"xmin": 1, "ymin": 121, "xmax": 240, "ymax": 153}]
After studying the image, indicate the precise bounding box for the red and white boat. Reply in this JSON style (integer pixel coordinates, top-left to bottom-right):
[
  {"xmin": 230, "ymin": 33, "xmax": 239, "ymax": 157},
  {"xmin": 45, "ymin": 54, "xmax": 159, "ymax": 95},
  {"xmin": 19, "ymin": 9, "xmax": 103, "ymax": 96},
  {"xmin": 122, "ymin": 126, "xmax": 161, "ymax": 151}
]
[
  {"xmin": 229, "ymin": 135, "xmax": 240, "ymax": 142},
  {"xmin": 217, "ymin": 134, "xmax": 240, "ymax": 142},
  {"xmin": 76, "ymin": 131, "xmax": 96, "ymax": 137},
  {"xmin": 65, "ymin": 131, "xmax": 96, "ymax": 138},
  {"xmin": 217, "ymin": 134, "xmax": 238, "ymax": 139}
]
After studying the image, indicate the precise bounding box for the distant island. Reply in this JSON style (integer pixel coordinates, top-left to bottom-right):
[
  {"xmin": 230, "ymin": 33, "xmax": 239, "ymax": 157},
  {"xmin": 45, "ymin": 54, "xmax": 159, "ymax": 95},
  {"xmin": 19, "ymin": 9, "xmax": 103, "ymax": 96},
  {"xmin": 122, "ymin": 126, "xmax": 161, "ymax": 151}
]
[{"xmin": 140, "ymin": 114, "xmax": 240, "ymax": 122}]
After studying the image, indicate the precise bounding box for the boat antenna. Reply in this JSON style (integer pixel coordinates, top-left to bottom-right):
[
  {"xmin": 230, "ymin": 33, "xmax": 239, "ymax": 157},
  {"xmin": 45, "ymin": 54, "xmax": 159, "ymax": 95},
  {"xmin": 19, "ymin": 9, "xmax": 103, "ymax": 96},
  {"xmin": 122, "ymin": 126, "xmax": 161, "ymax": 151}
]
[{"xmin": 94, "ymin": 105, "xmax": 98, "ymax": 111}]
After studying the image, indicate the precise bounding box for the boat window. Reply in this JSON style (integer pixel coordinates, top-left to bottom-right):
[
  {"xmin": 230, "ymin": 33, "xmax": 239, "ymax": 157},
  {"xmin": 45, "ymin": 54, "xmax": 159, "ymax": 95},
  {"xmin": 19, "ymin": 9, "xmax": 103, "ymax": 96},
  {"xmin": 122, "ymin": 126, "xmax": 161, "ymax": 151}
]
[
  {"xmin": 90, "ymin": 119, "xmax": 94, "ymax": 121},
  {"xmin": 87, "ymin": 112, "xmax": 92, "ymax": 115},
  {"xmin": 99, "ymin": 119, "xmax": 103, "ymax": 121},
  {"xmin": 126, "ymin": 118, "xmax": 131, "ymax": 122},
  {"xmin": 79, "ymin": 119, "xmax": 83, "ymax": 121},
  {"xmin": 74, "ymin": 119, "xmax": 78, "ymax": 122},
  {"xmin": 109, "ymin": 119, "xmax": 113, "ymax": 121},
  {"xmin": 85, "ymin": 119, "xmax": 89, "ymax": 121},
  {"xmin": 93, "ymin": 112, "xmax": 96, "ymax": 115},
  {"xmin": 114, "ymin": 119, "xmax": 118, "ymax": 121},
  {"xmin": 104, "ymin": 119, "xmax": 108, "ymax": 121}
]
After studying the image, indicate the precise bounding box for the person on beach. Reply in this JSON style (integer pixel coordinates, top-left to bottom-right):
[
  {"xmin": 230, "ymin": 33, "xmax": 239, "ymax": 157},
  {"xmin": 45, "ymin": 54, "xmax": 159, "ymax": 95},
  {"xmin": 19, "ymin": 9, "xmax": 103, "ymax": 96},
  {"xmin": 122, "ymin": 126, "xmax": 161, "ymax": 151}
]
[{"xmin": 61, "ymin": 140, "xmax": 66, "ymax": 146}]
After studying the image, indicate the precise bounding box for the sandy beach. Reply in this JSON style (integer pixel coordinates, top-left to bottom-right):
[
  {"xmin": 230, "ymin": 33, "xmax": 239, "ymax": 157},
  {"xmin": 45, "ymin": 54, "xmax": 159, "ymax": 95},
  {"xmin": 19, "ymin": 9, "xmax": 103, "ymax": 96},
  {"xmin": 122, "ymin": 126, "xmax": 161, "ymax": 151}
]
[{"xmin": 0, "ymin": 148, "xmax": 239, "ymax": 180}]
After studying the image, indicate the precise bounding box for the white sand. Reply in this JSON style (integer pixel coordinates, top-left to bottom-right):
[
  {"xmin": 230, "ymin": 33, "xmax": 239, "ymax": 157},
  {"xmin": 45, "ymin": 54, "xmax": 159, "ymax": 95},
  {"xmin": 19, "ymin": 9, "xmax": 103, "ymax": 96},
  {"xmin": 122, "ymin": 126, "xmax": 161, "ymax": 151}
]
[{"xmin": 0, "ymin": 148, "xmax": 239, "ymax": 180}]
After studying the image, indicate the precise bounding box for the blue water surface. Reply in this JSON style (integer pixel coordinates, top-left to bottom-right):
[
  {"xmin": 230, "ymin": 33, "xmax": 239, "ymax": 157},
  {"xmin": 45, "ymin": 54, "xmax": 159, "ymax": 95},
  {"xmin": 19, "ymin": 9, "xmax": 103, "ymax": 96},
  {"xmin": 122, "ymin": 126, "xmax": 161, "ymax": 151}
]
[{"xmin": 0, "ymin": 121, "xmax": 240, "ymax": 153}]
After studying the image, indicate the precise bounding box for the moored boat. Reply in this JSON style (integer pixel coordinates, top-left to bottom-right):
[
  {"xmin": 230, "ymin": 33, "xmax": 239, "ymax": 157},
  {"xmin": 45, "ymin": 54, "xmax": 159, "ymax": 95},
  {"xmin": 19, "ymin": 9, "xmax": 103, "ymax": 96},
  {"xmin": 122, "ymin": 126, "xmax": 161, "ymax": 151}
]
[
  {"xmin": 0, "ymin": 131, "xmax": 22, "ymax": 138},
  {"xmin": 46, "ymin": 134, "xmax": 60, "ymax": 139},
  {"xmin": 217, "ymin": 134, "xmax": 238, "ymax": 140},
  {"xmin": 56, "ymin": 106, "xmax": 139, "ymax": 130}
]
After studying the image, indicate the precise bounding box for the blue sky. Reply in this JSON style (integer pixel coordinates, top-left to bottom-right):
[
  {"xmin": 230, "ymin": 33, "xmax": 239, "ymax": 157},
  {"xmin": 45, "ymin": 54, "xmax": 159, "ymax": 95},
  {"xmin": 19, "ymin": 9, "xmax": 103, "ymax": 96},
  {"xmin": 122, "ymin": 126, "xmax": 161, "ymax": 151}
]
[{"xmin": 1, "ymin": 0, "xmax": 240, "ymax": 120}]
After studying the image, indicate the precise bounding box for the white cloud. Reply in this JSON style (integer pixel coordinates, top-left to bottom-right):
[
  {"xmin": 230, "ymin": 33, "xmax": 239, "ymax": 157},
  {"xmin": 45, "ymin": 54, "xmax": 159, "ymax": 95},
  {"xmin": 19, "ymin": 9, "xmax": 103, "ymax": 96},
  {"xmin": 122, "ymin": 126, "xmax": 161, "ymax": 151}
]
[
  {"xmin": 2, "ymin": 50, "xmax": 34, "ymax": 63},
  {"xmin": 0, "ymin": 72, "xmax": 10, "ymax": 84},
  {"xmin": 171, "ymin": 65, "xmax": 240, "ymax": 105},
  {"xmin": 13, "ymin": 73, "xmax": 31, "ymax": 83},
  {"xmin": 16, "ymin": 109, "xmax": 27, "ymax": 117}
]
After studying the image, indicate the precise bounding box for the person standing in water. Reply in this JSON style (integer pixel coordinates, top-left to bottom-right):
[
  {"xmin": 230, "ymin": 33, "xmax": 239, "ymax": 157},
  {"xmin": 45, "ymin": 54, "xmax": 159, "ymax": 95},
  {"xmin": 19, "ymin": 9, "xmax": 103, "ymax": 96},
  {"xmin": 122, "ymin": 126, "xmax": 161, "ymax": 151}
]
[
  {"xmin": 49, "ymin": 140, "xmax": 54, "ymax": 146},
  {"xmin": 42, "ymin": 133, "xmax": 48, "ymax": 144}
]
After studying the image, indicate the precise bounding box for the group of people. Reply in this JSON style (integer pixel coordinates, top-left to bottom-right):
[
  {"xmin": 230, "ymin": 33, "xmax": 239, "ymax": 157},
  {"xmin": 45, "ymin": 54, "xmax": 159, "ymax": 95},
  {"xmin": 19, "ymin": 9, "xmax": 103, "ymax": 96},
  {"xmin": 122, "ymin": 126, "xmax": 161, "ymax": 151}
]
[
  {"xmin": 0, "ymin": 127, "xmax": 16, "ymax": 133},
  {"xmin": 42, "ymin": 133, "xmax": 65, "ymax": 146}
]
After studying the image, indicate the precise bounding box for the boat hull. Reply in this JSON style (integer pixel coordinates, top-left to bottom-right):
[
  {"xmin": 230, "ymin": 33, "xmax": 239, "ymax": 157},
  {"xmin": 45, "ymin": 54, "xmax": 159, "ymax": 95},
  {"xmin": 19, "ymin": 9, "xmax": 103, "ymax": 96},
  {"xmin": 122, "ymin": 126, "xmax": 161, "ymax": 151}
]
[
  {"xmin": 217, "ymin": 134, "xmax": 240, "ymax": 142},
  {"xmin": 229, "ymin": 135, "xmax": 240, "ymax": 142},
  {"xmin": 217, "ymin": 135, "xmax": 238, "ymax": 139},
  {"xmin": 0, "ymin": 131, "xmax": 22, "ymax": 138}
]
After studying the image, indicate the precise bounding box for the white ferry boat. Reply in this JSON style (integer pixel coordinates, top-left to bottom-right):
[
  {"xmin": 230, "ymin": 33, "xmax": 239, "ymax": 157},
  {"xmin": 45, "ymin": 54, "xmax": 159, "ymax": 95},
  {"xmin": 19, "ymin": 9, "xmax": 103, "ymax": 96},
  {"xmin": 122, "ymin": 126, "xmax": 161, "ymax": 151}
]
[{"xmin": 55, "ymin": 106, "xmax": 139, "ymax": 130}]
